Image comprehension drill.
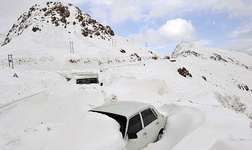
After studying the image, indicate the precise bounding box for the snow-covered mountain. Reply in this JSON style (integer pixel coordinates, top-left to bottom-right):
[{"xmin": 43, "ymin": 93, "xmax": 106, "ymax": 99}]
[
  {"xmin": 171, "ymin": 41, "xmax": 252, "ymax": 117},
  {"xmin": 0, "ymin": 1, "xmax": 252, "ymax": 150},
  {"xmin": 172, "ymin": 41, "xmax": 252, "ymax": 71},
  {"xmin": 2, "ymin": 1, "xmax": 114, "ymax": 46},
  {"xmin": 0, "ymin": 1, "xmax": 165, "ymax": 71}
]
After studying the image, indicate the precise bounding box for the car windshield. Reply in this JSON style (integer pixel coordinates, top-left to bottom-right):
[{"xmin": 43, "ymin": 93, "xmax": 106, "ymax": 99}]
[
  {"xmin": 76, "ymin": 78, "xmax": 99, "ymax": 84},
  {"xmin": 90, "ymin": 111, "xmax": 127, "ymax": 138}
]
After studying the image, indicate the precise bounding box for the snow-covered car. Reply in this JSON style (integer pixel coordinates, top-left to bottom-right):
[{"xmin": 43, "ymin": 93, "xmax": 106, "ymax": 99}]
[
  {"xmin": 74, "ymin": 72, "xmax": 99, "ymax": 84},
  {"xmin": 90, "ymin": 101, "xmax": 167, "ymax": 150}
]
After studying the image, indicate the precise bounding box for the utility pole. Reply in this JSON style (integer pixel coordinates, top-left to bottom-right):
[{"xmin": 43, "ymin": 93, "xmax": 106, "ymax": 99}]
[
  {"xmin": 69, "ymin": 41, "xmax": 74, "ymax": 53},
  {"xmin": 8, "ymin": 54, "xmax": 14, "ymax": 69}
]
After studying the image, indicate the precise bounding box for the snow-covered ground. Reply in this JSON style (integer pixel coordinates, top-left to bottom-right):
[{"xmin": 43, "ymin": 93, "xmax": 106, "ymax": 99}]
[
  {"xmin": 1, "ymin": 1, "xmax": 252, "ymax": 150},
  {"xmin": 1, "ymin": 58, "xmax": 252, "ymax": 150}
]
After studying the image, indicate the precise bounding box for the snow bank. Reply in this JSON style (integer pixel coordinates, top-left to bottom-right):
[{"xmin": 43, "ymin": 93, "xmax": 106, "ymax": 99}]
[
  {"xmin": 0, "ymin": 82, "xmax": 125, "ymax": 150},
  {"xmin": 143, "ymin": 103, "xmax": 205, "ymax": 150},
  {"xmin": 35, "ymin": 112, "xmax": 125, "ymax": 150},
  {"xmin": 105, "ymin": 77, "xmax": 170, "ymax": 103},
  {"xmin": 209, "ymin": 138, "xmax": 252, "ymax": 150},
  {"xmin": 143, "ymin": 103, "xmax": 252, "ymax": 150}
]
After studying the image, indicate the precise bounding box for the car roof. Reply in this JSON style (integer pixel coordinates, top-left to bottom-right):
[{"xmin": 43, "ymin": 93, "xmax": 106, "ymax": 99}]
[
  {"xmin": 73, "ymin": 72, "xmax": 98, "ymax": 79},
  {"xmin": 90, "ymin": 101, "xmax": 152, "ymax": 118}
]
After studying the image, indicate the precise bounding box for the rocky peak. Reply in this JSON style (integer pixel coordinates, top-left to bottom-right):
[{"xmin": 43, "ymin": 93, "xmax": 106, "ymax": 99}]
[
  {"xmin": 2, "ymin": 1, "xmax": 115, "ymax": 46},
  {"xmin": 171, "ymin": 41, "xmax": 202, "ymax": 58},
  {"xmin": 172, "ymin": 41, "xmax": 252, "ymax": 71}
]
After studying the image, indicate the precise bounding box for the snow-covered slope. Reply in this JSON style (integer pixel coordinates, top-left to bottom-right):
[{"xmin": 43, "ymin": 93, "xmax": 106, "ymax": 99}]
[
  {"xmin": 0, "ymin": 33, "xmax": 4, "ymax": 45},
  {"xmin": 172, "ymin": 41, "xmax": 252, "ymax": 70},
  {"xmin": 0, "ymin": 1, "xmax": 164, "ymax": 71},
  {"xmin": 0, "ymin": 1, "xmax": 252, "ymax": 150},
  {"xmin": 2, "ymin": 1, "xmax": 114, "ymax": 46},
  {"xmin": 171, "ymin": 41, "xmax": 252, "ymax": 118}
]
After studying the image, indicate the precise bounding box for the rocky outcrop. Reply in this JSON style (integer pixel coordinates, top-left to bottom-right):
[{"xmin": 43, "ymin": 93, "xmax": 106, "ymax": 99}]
[{"xmin": 178, "ymin": 67, "xmax": 192, "ymax": 77}]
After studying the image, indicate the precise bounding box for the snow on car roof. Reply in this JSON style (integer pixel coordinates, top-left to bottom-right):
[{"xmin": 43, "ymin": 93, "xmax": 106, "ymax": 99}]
[
  {"xmin": 73, "ymin": 72, "xmax": 98, "ymax": 79},
  {"xmin": 90, "ymin": 101, "xmax": 152, "ymax": 118}
]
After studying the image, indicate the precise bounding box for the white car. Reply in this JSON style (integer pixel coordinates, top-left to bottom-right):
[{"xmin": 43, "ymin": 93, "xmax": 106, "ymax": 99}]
[{"xmin": 90, "ymin": 101, "xmax": 167, "ymax": 150}]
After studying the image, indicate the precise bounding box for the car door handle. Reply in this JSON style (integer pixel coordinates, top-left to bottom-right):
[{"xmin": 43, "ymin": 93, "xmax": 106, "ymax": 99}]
[
  {"xmin": 142, "ymin": 132, "xmax": 147, "ymax": 136},
  {"xmin": 156, "ymin": 122, "xmax": 159, "ymax": 125}
]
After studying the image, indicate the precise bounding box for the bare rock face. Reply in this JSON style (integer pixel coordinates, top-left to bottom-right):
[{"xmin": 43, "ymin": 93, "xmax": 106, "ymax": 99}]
[
  {"xmin": 178, "ymin": 67, "xmax": 192, "ymax": 78},
  {"xmin": 2, "ymin": 1, "xmax": 115, "ymax": 46}
]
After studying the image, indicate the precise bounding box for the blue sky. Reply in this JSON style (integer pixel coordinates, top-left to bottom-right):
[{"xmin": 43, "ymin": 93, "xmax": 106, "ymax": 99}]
[
  {"xmin": 73, "ymin": 0, "xmax": 252, "ymax": 55},
  {"xmin": 1, "ymin": 0, "xmax": 252, "ymax": 55}
]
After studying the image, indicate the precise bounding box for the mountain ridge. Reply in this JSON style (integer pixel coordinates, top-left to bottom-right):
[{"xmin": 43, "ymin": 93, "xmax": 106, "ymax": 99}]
[
  {"xmin": 2, "ymin": 1, "xmax": 114, "ymax": 46},
  {"xmin": 172, "ymin": 41, "xmax": 252, "ymax": 71},
  {"xmin": 0, "ymin": 1, "xmax": 168, "ymax": 71}
]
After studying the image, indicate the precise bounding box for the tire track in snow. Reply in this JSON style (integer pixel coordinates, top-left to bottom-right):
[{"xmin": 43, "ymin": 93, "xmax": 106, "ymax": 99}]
[{"xmin": 0, "ymin": 91, "xmax": 45, "ymax": 113}]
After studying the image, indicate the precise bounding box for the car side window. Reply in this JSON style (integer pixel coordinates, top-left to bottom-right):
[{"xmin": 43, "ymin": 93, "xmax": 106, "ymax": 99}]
[
  {"xmin": 128, "ymin": 114, "xmax": 142, "ymax": 134},
  {"xmin": 141, "ymin": 108, "xmax": 157, "ymax": 127}
]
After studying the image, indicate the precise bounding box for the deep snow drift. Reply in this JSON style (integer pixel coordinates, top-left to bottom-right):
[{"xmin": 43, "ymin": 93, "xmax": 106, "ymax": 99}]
[{"xmin": 1, "ymin": 1, "xmax": 252, "ymax": 150}]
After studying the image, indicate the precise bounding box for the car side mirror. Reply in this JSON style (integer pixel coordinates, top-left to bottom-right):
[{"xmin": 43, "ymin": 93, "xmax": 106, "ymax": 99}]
[
  {"xmin": 128, "ymin": 133, "xmax": 138, "ymax": 139},
  {"xmin": 100, "ymin": 83, "xmax": 103, "ymax": 86}
]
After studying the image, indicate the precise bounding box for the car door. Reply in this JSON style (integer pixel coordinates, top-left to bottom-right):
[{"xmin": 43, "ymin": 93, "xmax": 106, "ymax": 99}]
[
  {"xmin": 141, "ymin": 108, "xmax": 160, "ymax": 144},
  {"xmin": 126, "ymin": 113, "xmax": 147, "ymax": 150}
]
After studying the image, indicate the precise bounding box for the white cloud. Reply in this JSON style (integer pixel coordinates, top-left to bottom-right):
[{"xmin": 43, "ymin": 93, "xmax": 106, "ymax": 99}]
[
  {"xmin": 1, "ymin": 0, "xmax": 251, "ymax": 56},
  {"xmin": 128, "ymin": 28, "xmax": 164, "ymax": 46},
  {"xmin": 75, "ymin": 0, "xmax": 144, "ymax": 23},
  {"xmin": 128, "ymin": 18, "xmax": 197, "ymax": 48},
  {"xmin": 228, "ymin": 22, "xmax": 252, "ymax": 38},
  {"xmin": 245, "ymin": 47, "xmax": 252, "ymax": 55},
  {"xmin": 213, "ymin": 0, "xmax": 252, "ymax": 17},
  {"xmin": 222, "ymin": 38, "xmax": 252, "ymax": 54},
  {"xmin": 74, "ymin": 0, "xmax": 252, "ymax": 23},
  {"xmin": 1, "ymin": 0, "xmax": 252, "ymax": 34},
  {"xmin": 158, "ymin": 18, "xmax": 197, "ymax": 41}
]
